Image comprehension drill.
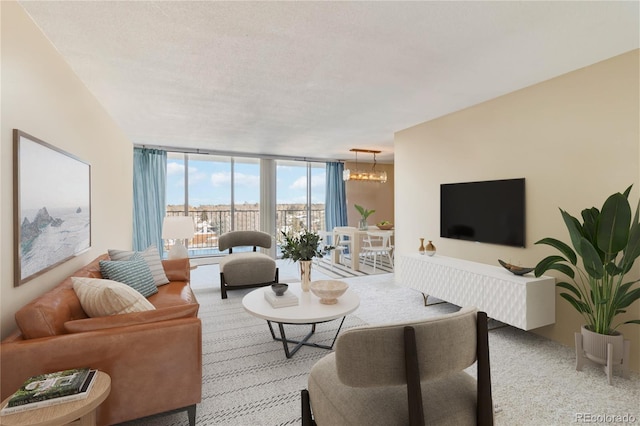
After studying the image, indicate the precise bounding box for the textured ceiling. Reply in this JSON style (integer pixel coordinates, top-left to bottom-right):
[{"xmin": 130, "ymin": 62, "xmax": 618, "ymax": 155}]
[{"xmin": 19, "ymin": 1, "xmax": 639, "ymax": 162}]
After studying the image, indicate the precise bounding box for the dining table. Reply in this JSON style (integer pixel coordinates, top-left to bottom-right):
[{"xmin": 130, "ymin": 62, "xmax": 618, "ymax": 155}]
[{"xmin": 331, "ymin": 227, "xmax": 394, "ymax": 272}]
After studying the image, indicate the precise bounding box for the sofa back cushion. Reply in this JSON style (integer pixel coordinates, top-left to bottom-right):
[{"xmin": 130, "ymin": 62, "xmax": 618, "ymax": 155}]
[{"xmin": 14, "ymin": 254, "xmax": 107, "ymax": 339}]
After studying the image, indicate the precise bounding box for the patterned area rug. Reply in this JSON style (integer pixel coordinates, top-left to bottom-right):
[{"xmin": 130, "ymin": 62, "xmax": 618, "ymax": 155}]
[
  {"xmin": 312, "ymin": 255, "xmax": 393, "ymax": 279},
  {"xmin": 121, "ymin": 283, "xmax": 371, "ymax": 426},
  {"xmin": 120, "ymin": 272, "xmax": 640, "ymax": 426}
]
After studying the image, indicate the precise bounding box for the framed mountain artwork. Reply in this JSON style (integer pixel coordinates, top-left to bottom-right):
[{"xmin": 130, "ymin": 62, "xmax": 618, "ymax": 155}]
[{"xmin": 13, "ymin": 130, "xmax": 91, "ymax": 286}]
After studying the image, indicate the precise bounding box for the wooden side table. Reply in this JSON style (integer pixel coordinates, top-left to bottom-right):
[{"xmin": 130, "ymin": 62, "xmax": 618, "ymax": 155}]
[{"xmin": 0, "ymin": 371, "xmax": 111, "ymax": 426}]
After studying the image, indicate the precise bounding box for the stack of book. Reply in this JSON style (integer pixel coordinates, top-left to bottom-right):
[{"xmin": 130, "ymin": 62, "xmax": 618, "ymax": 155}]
[
  {"xmin": 0, "ymin": 368, "xmax": 97, "ymax": 415},
  {"xmin": 264, "ymin": 288, "xmax": 298, "ymax": 308}
]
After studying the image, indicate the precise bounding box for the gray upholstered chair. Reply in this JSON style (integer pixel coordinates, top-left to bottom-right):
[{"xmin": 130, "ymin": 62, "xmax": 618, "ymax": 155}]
[
  {"xmin": 301, "ymin": 307, "xmax": 493, "ymax": 426},
  {"xmin": 218, "ymin": 230, "xmax": 279, "ymax": 299}
]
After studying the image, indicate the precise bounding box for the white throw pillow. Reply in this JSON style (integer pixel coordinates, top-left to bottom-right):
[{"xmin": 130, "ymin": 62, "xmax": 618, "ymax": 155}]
[
  {"xmin": 108, "ymin": 245, "xmax": 170, "ymax": 286},
  {"xmin": 72, "ymin": 277, "xmax": 156, "ymax": 317}
]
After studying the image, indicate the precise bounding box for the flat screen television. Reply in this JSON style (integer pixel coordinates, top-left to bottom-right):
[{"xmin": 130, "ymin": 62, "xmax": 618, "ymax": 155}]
[{"xmin": 440, "ymin": 178, "xmax": 525, "ymax": 247}]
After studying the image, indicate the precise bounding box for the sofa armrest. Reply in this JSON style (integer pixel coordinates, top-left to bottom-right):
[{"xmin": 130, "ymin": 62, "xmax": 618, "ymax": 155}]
[
  {"xmin": 1, "ymin": 318, "xmax": 202, "ymax": 425},
  {"xmin": 162, "ymin": 258, "xmax": 190, "ymax": 282},
  {"xmin": 64, "ymin": 304, "xmax": 199, "ymax": 333}
]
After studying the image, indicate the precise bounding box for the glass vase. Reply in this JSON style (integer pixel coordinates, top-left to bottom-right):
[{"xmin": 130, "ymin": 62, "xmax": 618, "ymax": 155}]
[{"xmin": 426, "ymin": 240, "xmax": 436, "ymax": 256}]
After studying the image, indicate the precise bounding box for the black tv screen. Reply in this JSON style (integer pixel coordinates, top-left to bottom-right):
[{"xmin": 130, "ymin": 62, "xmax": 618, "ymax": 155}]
[{"xmin": 440, "ymin": 178, "xmax": 525, "ymax": 247}]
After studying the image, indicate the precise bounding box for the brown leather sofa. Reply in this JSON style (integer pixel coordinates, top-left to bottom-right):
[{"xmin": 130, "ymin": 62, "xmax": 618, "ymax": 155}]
[{"xmin": 0, "ymin": 254, "xmax": 202, "ymax": 425}]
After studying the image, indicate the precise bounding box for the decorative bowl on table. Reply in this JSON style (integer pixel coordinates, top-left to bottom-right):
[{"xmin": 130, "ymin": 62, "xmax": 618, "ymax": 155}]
[
  {"xmin": 376, "ymin": 222, "xmax": 394, "ymax": 230},
  {"xmin": 498, "ymin": 259, "xmax": 534, "ymax": 276},
  {"xmin": 271, "ymin": 283, "xmax": 289, "ymax": 296},
  {"xmin": 310, "ymin": 280, "xmax": 349, "ymax": 305}
]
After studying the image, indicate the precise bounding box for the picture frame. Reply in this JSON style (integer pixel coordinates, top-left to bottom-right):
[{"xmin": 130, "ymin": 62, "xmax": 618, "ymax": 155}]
[{"xmin": 13, "ymin": 130, "xmax": 91, "ymax": 286}]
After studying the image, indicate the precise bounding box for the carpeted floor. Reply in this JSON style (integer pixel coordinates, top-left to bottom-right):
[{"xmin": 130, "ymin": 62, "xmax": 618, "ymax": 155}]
[{"xmin": 124, "ymin": 261, "xmax": 639, "ymax": 426}]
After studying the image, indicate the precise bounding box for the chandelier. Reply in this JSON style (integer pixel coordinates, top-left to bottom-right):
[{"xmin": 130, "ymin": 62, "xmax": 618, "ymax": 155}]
[{"xmin": 342, "ymin": 148, "xmax": 387, "ymax": 183}]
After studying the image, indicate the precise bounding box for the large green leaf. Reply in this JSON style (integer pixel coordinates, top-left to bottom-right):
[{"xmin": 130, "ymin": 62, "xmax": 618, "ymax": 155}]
[
  {"xmin": 560, "ymin": 293, "xmax": 591, "ymax": 314},
  {"xmin": 614, "ymin": 287, "xmax": 640, "ymax": 310},
  {"xmin": 535, "ymin": 237, "xmax": 577, "ymax": 265},
  {"xmin": 621, "ymin": 198, "xmax": 640, "ymax": 273},
  {"xmin": 547, "ymin": 263, "xmax": 576, "ymax": 279},
  {"xmin": 557, "ymin": 281, "xmax": 581, "ymax": 298},
  {"xmin": 597, "ymin": 192, "xmax": 631, "ymax": 256},
  {"xmin": 534, "ymin": 255, "xmax": 568, "ymax": 277},
  {"xmin": 561, "ymin": 209, "xmax": 586, "ymax": 256},
  {"xmin": 580, "ymin": 237, "xmax": 604, "ymax": 279},
  {"xmin": 581, "ymin": 207, "xmax": 599, "ymax": 244}
]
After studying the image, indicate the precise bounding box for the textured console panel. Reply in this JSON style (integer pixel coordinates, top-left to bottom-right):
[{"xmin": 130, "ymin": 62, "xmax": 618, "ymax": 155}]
[{"xmin": 396, "ymin": 254, "xmax": 555, "ymax": 330}]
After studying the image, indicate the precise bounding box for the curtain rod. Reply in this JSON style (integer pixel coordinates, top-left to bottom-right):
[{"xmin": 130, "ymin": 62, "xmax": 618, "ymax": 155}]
[{"xmin": 134, "ymin": 144, "xmax": 345, "ymax": 164}]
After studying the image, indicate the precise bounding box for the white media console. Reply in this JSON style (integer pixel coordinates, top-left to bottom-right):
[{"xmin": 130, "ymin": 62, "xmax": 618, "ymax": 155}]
[{"xmin": 396, "ymin": 254, "xmax": 555, "ymax": 330}]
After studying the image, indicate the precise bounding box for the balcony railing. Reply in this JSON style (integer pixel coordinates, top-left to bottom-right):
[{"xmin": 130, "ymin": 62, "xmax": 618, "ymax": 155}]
[{"xmin": 165, "ymin": 208, "xmax": 325, "ymax": 257}]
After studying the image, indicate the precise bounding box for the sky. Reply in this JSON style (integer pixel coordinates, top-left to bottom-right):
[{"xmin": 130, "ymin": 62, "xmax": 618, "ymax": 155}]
[
  {"xmin": 20, "ymin": 134, "xmax": 90, "ymax": 214},
  {"xmin": 166, "ymin": 156, "xmax": 326, "ymax": 207}
]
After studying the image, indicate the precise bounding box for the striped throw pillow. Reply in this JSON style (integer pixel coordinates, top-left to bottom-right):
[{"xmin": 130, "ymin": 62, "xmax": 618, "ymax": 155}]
[
  {"xmin": 99, "ymin": 253, "xmax": 158, "ymax": 297},
  {"xmin": 108, "ymin": 245, "xmax": 170, "ymax": 286}
]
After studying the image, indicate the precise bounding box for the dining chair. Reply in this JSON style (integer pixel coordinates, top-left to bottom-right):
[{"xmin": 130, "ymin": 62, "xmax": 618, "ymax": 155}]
[
  {"xmin": 360, "ymin": 231, "xmax": 394, "ymax": 272},
  {"xmin": 332, "ymin": 227, "xmax": 355, "ymax": 255},
  {"xmin": 317, "ymin": 231, "xmax": 346, "ymax": 269}
]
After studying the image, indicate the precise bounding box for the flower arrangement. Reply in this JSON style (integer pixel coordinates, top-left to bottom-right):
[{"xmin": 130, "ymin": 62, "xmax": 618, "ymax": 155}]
[{"xmin": 279, "ymin": 229, "xmax": 332, "ymax": 262}]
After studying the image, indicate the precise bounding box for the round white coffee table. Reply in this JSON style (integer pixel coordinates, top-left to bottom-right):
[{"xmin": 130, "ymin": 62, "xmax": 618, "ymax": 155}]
[{"xmin": 242, "ymin": 282, "xmax": 360, "ymax": 358}]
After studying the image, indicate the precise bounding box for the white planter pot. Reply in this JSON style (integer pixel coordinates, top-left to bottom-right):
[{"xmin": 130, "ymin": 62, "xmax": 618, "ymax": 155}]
[{"xmin": 575, "ymin": 325, "xmax": 630, "ymax": 385}]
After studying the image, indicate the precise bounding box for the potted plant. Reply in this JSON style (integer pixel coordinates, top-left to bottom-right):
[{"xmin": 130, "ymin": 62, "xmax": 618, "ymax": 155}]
[
  {"xmin": 534, "ymin": 185, "xmax": 640, "ymax": 384},
  {"xmin": 354, "ymin": 204, "xmax": 375, "ymax": 230},
  {"xmin": 280, "ymin": 229, "xmax": 331, "ymax": 291}
]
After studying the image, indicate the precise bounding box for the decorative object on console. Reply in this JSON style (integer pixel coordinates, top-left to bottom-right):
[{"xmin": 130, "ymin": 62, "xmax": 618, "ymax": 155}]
[
  {"xmin": 162, "ymin": 216, "xmax": 195, "ymax": 259},
  {"xmin": 425, "ymin": 240, "xmax": 436, "ymax": 256},
  {"xmin": 498, "ymin": 259, "xmax": 534, "ymax": 276},
  {"xmin": 13, "ymin": 129, "xmax": 91, "ymax": 287},
  {"xmin": 310, "ymin": 280, "xmax": 349, "ymax": 305},
  {"xmin": 280, "ymin": 229, "xmax": 331, "ymax": 291},
  {"xmin": 354, "ymin": 204, "xmax": 375, "ymax": 230},
  {"xmin": 342, "ymin": 148, "xmax": 387, "ymax": 183},
  {"xmin": 534, "ymin": 185, "xmax": 638, "ymax": 384},
  {"xmin": 418, "ymin": 238, "xmax": 425, "ymax": 255}
]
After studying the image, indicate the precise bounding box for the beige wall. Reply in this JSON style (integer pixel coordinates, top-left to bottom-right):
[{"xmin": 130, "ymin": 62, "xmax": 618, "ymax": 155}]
[
  {"xmin": 395, "ymin": 49, "xmax": 640, "ymax": 371},
  {"xmin": 1, "ymin": 2, "xmax": 134, "ymax": 338},
  {"xmin": 345, "ymin": 162, "xmax": 394, "ymax": 227}
]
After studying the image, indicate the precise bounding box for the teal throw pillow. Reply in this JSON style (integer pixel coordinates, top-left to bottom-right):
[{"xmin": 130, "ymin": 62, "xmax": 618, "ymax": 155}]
[
  {"xmin": 99, "ymin": 253, "xmax": 158, "ymax": 297},
  {"xmin": 108, "ymin": 245, "xmax": 170, "ymax": 286}
]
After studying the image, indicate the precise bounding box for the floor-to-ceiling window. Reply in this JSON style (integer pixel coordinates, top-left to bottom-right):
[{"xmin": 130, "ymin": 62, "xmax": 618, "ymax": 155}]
[
  {"xmin": 276, "ymin": 161, "xmax": 326, "ymax": 234},
  {"xmin": 166, "ymin": 152, "xmax": 325, "ymax": 258}
]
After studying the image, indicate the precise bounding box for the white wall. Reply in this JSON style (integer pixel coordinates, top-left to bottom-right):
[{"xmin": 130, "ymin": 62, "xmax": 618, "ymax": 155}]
[
  {"xmin": 395, "ymin": 50, "xmax": 640, "ymax": 371},
  {"xmin": 1, "ymin": 1, "xmax": 134, "ymax": 338}
]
